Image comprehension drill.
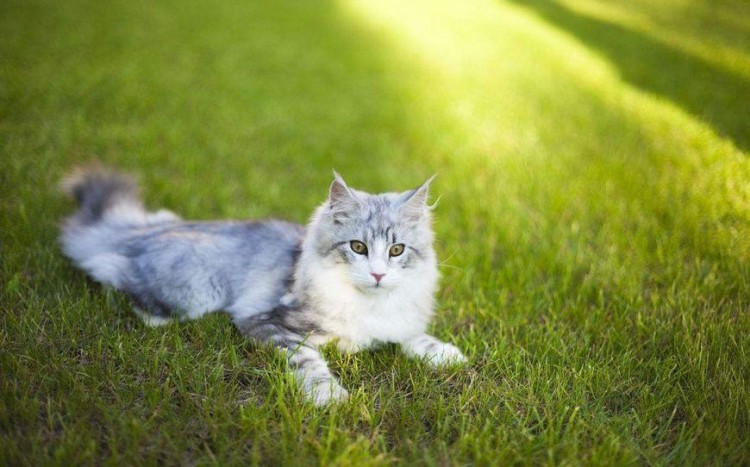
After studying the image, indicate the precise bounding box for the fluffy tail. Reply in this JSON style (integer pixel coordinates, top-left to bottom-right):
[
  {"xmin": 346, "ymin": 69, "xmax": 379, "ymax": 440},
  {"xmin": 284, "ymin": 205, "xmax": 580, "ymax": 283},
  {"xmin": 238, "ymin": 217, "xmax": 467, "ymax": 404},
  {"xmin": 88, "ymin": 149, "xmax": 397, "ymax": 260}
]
[
  {"xmin": 60, "ymin": 164, "xmax": 142, "ymax": 225},
  {"xmin": 60, "ymin": 165, "xmax": 178, "ymax": 288}
]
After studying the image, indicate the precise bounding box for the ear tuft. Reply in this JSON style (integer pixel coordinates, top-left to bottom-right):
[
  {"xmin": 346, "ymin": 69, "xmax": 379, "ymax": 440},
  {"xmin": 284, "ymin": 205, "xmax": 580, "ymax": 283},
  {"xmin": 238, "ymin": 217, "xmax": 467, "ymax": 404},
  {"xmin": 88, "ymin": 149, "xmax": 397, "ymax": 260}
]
[
  {"xmin": 328, "ymin": 171, "xmax": 360, "ymax": 222},
  {"xmin": 329, "ymin": 171, "xmax": 351, "ymax": 205},
  {"xmin": 398, "ymin": 175, "xmax": 435, "ymax": 222}
]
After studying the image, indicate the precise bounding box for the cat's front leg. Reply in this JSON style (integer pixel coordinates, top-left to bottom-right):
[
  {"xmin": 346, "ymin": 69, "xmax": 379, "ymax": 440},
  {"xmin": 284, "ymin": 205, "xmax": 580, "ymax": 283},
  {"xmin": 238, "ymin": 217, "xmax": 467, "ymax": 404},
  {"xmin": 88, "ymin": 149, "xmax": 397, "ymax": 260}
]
[
  {"xmin": 285, "ymin": 344, "xmax": 349, "ymax": 406},
  {"xmin": 235, "ymin": 313, "xmax": 348, "ymax": 406},
  {"xmin": 401, "ymin": 334, "xmax": 468, "ymax": 367}
]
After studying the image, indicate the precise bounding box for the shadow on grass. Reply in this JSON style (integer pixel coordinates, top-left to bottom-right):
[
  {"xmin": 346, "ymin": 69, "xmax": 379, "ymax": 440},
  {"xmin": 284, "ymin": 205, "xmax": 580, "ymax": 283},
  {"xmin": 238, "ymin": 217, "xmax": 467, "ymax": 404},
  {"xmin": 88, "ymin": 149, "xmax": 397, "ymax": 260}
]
[{"xmin": 506, "ymin": 0, "xmax": 750, "ymax": 153}]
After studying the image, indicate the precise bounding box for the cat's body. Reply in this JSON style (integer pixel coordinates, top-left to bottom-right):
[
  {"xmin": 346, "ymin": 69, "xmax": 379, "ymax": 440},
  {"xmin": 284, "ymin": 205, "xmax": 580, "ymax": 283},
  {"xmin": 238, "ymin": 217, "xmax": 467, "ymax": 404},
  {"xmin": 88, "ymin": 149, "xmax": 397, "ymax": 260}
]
[{"xmin": 60, "ymin": 166, "xmax": 466, "ymax": 404}]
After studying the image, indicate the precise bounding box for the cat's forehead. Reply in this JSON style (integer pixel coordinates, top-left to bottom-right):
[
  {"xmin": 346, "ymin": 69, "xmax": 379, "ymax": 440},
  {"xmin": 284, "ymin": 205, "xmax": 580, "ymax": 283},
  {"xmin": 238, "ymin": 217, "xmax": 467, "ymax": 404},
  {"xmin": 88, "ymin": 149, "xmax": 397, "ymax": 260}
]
[
  {"xmin": 341, "ymin": 192, "xmax": 412, "ymax": 237},
  {"xmin": 356, "ymin": 192, "xmax": 402, "ymax": 221}
]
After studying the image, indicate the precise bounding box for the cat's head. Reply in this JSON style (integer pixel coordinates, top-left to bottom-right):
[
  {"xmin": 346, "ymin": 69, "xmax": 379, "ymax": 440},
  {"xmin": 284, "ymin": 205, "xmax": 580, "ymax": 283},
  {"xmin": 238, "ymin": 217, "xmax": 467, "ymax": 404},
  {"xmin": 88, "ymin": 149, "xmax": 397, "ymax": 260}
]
[{"xmin": 306, "ymin": 172, "xmax": 437, "ymax": 293}]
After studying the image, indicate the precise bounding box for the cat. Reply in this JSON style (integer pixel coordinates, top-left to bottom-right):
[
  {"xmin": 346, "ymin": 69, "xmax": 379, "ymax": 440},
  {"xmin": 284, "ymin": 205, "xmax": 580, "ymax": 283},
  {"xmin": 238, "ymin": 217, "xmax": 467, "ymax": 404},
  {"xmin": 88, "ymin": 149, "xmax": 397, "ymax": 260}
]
[{"xmin": 60, "ymin": 165, "xmax": 467, "ymax": 405}]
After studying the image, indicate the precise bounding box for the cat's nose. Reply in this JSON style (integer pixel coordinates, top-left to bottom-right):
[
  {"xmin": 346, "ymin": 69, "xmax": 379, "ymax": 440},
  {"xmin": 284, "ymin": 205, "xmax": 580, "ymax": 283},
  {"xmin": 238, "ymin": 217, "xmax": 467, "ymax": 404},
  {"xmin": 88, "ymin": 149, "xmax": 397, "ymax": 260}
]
[{"xmin": 371, "ymin": 273, "xmax": 385, "ymax": 284}]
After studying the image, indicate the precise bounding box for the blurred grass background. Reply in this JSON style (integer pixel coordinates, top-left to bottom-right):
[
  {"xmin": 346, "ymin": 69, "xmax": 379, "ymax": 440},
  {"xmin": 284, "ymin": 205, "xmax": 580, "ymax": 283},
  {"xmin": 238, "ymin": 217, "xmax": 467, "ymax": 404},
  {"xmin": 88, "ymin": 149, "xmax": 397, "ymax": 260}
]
[{"xmin": 1, "ymin": 0, "xmax": 749, "ymax": 464}]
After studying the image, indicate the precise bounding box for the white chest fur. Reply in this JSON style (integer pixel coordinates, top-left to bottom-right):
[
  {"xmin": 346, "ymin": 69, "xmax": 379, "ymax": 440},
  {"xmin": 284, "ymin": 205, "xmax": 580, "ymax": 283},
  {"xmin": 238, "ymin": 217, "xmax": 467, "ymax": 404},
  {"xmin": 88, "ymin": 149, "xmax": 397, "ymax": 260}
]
[{"xmin": 306, "ymin": 263, "xmax": 436, "ymax": 351}]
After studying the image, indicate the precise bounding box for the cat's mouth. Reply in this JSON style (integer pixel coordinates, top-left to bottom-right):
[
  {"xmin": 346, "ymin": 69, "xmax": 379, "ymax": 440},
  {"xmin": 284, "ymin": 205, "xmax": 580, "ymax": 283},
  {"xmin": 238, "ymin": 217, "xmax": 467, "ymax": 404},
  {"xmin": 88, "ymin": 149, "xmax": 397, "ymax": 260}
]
[
  {"xmin": 354, "ymin": 281, "xmax": 391, "ymax": 293},
  {"xmin": 366, "ymin": 281, "xmax": 393, "ymax": 292}
]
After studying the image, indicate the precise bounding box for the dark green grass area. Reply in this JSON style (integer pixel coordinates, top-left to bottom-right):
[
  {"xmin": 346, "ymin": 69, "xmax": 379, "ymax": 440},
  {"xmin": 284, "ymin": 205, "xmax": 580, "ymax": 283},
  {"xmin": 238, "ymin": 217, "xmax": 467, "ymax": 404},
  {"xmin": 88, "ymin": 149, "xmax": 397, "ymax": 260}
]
[{"xmin": 2, "ymin": 0, "xmax": 749, "ymax": 464}]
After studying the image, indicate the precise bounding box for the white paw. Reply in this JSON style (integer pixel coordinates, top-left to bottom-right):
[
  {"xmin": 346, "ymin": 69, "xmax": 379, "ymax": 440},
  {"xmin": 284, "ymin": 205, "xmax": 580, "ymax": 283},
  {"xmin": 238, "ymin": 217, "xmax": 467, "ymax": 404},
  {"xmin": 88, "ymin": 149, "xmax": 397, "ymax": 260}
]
[
  {"xmin": 306, "ymin": 381, "xmax": 349, "ymax": 406},
  {"xmin": 132, "ymin": 307, "xmax": 173, "ymax": 327},
  {"xmin": 424, "ymin": 342, "xmax": 468, "ymax": 367},
  {"xmin": 146, "ymin": 209, "xmax": 180, "ymax": 225}
]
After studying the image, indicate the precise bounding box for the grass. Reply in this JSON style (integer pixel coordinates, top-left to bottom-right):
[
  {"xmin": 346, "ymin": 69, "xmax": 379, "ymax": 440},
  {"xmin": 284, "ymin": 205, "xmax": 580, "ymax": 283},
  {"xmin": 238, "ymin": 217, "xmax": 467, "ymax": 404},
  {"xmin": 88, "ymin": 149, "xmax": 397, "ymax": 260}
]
[{"xmin": 1, "ymin": 0, "xmax": 749, "ymax": 464}]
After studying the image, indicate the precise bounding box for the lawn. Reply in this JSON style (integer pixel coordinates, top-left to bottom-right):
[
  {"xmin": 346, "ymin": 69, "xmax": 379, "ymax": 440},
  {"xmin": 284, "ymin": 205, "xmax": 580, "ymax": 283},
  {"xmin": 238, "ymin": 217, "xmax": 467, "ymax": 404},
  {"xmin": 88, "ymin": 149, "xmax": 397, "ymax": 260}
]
[{"xmin": 2, "ymin": 0, "xmax": 749, "ymax": 464}]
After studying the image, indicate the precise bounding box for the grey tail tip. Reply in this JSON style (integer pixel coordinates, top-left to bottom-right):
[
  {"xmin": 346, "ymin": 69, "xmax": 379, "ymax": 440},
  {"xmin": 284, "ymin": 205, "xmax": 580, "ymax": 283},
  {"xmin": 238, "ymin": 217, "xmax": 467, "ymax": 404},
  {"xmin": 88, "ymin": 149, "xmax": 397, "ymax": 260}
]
[{"xmin": 60, "ymin": 162, "xmax": 140, "ymax": 222}]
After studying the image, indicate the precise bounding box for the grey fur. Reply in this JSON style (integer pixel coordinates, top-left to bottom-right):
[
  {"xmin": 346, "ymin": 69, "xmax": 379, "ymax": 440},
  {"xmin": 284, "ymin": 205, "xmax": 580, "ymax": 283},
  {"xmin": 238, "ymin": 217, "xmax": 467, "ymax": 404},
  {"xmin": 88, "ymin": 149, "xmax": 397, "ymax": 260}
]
[
  {"xmin": 61, "ymin": 165, "xmax": 141, "ymax": 224},
  {"xmin": 61, "ymin": 167, "xmax": 304, "ymax": 321},
  {"xmin": 60, "ymin": 166, "xmax": 466, "ymax": 405}
]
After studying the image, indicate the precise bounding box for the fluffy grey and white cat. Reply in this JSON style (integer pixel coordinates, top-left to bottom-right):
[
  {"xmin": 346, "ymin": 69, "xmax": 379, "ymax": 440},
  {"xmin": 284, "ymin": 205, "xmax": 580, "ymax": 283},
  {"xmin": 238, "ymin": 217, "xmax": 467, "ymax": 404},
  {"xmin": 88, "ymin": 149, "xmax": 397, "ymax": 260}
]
[{"xmin": 60, "ymin": 166, "xmax": 466, "ymax": 405}]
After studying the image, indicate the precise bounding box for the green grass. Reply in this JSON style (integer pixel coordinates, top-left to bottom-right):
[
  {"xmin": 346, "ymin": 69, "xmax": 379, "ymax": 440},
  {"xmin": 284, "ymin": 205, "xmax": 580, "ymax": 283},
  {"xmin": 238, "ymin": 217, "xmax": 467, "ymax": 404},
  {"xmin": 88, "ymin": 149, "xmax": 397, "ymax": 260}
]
[{"xmin": 2, "ymin": 0, "xmax": 749, "ymax": 464}]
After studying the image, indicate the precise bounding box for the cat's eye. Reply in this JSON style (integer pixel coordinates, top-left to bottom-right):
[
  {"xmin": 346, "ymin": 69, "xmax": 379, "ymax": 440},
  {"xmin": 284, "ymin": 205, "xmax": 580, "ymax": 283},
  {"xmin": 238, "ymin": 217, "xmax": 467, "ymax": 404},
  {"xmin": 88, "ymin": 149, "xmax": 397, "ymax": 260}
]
[
  {"xmin": 350, "ymin": 240, "xmax": 368, "ymax": 255},
  {"xmin": 389, "ymin": 244, "xmax": 405, "ymax": 257}
]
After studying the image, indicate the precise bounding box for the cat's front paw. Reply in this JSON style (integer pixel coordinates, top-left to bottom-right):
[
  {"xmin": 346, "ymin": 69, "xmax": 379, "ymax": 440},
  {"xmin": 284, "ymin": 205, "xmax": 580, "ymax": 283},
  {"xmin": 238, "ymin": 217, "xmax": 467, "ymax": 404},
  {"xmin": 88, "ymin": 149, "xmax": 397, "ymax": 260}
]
[
  {"xmin": 403, "ymin": 335, "xmax": 468, "ymax": 367},
  {"xmin": 306, "ymin": 381, "xmax": 349, "ymax": 406},
  {"xmin": 424, "ymin": 342, "xmax": 468, "ymax": 367}
]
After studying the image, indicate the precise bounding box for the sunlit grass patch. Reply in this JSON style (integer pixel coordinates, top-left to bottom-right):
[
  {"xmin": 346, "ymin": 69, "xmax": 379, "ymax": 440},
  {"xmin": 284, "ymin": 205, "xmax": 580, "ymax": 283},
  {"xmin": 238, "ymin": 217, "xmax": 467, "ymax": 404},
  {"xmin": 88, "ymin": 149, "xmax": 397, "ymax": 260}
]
[{"xmin": 2, "ymin": 0, "xmax": 749, "ymax": 464}]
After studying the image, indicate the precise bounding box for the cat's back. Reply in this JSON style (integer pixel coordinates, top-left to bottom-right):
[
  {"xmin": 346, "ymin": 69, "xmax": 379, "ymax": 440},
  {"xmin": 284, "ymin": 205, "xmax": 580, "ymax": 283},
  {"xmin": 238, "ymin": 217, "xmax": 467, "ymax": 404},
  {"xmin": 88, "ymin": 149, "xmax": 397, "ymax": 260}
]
[
  {"xmin": 119, "ymin": 219, "xmax": 304, "ymax": 318},
  {"xmin": 122, "ymin": 219, "xmax": 304, "ymax": 283},
  {"xmin": 124, "ymin": 219, "xmax": 304, "ymax": 256}
]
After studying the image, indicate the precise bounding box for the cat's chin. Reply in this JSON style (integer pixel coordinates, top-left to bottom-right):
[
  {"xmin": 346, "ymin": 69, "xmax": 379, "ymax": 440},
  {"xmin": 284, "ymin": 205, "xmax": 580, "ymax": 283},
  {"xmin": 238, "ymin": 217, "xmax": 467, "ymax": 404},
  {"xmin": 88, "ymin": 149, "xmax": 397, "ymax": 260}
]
[{"xmin": 353, "ymin": 282, "xmax": 396, "ymax": 294}]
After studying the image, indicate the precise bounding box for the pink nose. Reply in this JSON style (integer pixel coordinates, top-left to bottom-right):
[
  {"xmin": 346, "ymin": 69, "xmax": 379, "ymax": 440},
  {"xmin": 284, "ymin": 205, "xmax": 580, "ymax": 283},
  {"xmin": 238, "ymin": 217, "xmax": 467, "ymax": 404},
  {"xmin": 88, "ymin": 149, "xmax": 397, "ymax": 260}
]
[{"xmin": 371, "ymin": 273, "xmax": 385, "ymax": 284}]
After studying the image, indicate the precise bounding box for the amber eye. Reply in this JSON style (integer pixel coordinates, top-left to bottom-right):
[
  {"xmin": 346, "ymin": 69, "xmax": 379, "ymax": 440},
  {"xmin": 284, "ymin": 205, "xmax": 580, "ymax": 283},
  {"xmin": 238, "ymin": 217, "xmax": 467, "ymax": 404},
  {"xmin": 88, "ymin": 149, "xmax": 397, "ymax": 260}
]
[
  {"xmin": 389, "ymin": 244, "xmax": 405, "ymax": 257},
  {"xmin": 350, "ymin": 241, "xmax": 368, "ymax": 255}
]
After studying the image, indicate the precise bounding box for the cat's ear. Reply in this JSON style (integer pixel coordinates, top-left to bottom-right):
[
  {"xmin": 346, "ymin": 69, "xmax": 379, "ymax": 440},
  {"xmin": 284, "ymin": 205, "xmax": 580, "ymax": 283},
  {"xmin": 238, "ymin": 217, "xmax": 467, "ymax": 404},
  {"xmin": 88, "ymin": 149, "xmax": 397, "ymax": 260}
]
[
  {"xmin": 328, "ymin": 171, "xmax": 360, "ymax": 221},
  {"xmin": 398, "ymin": 175, "xmax": 435, "ymax": 223}
]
